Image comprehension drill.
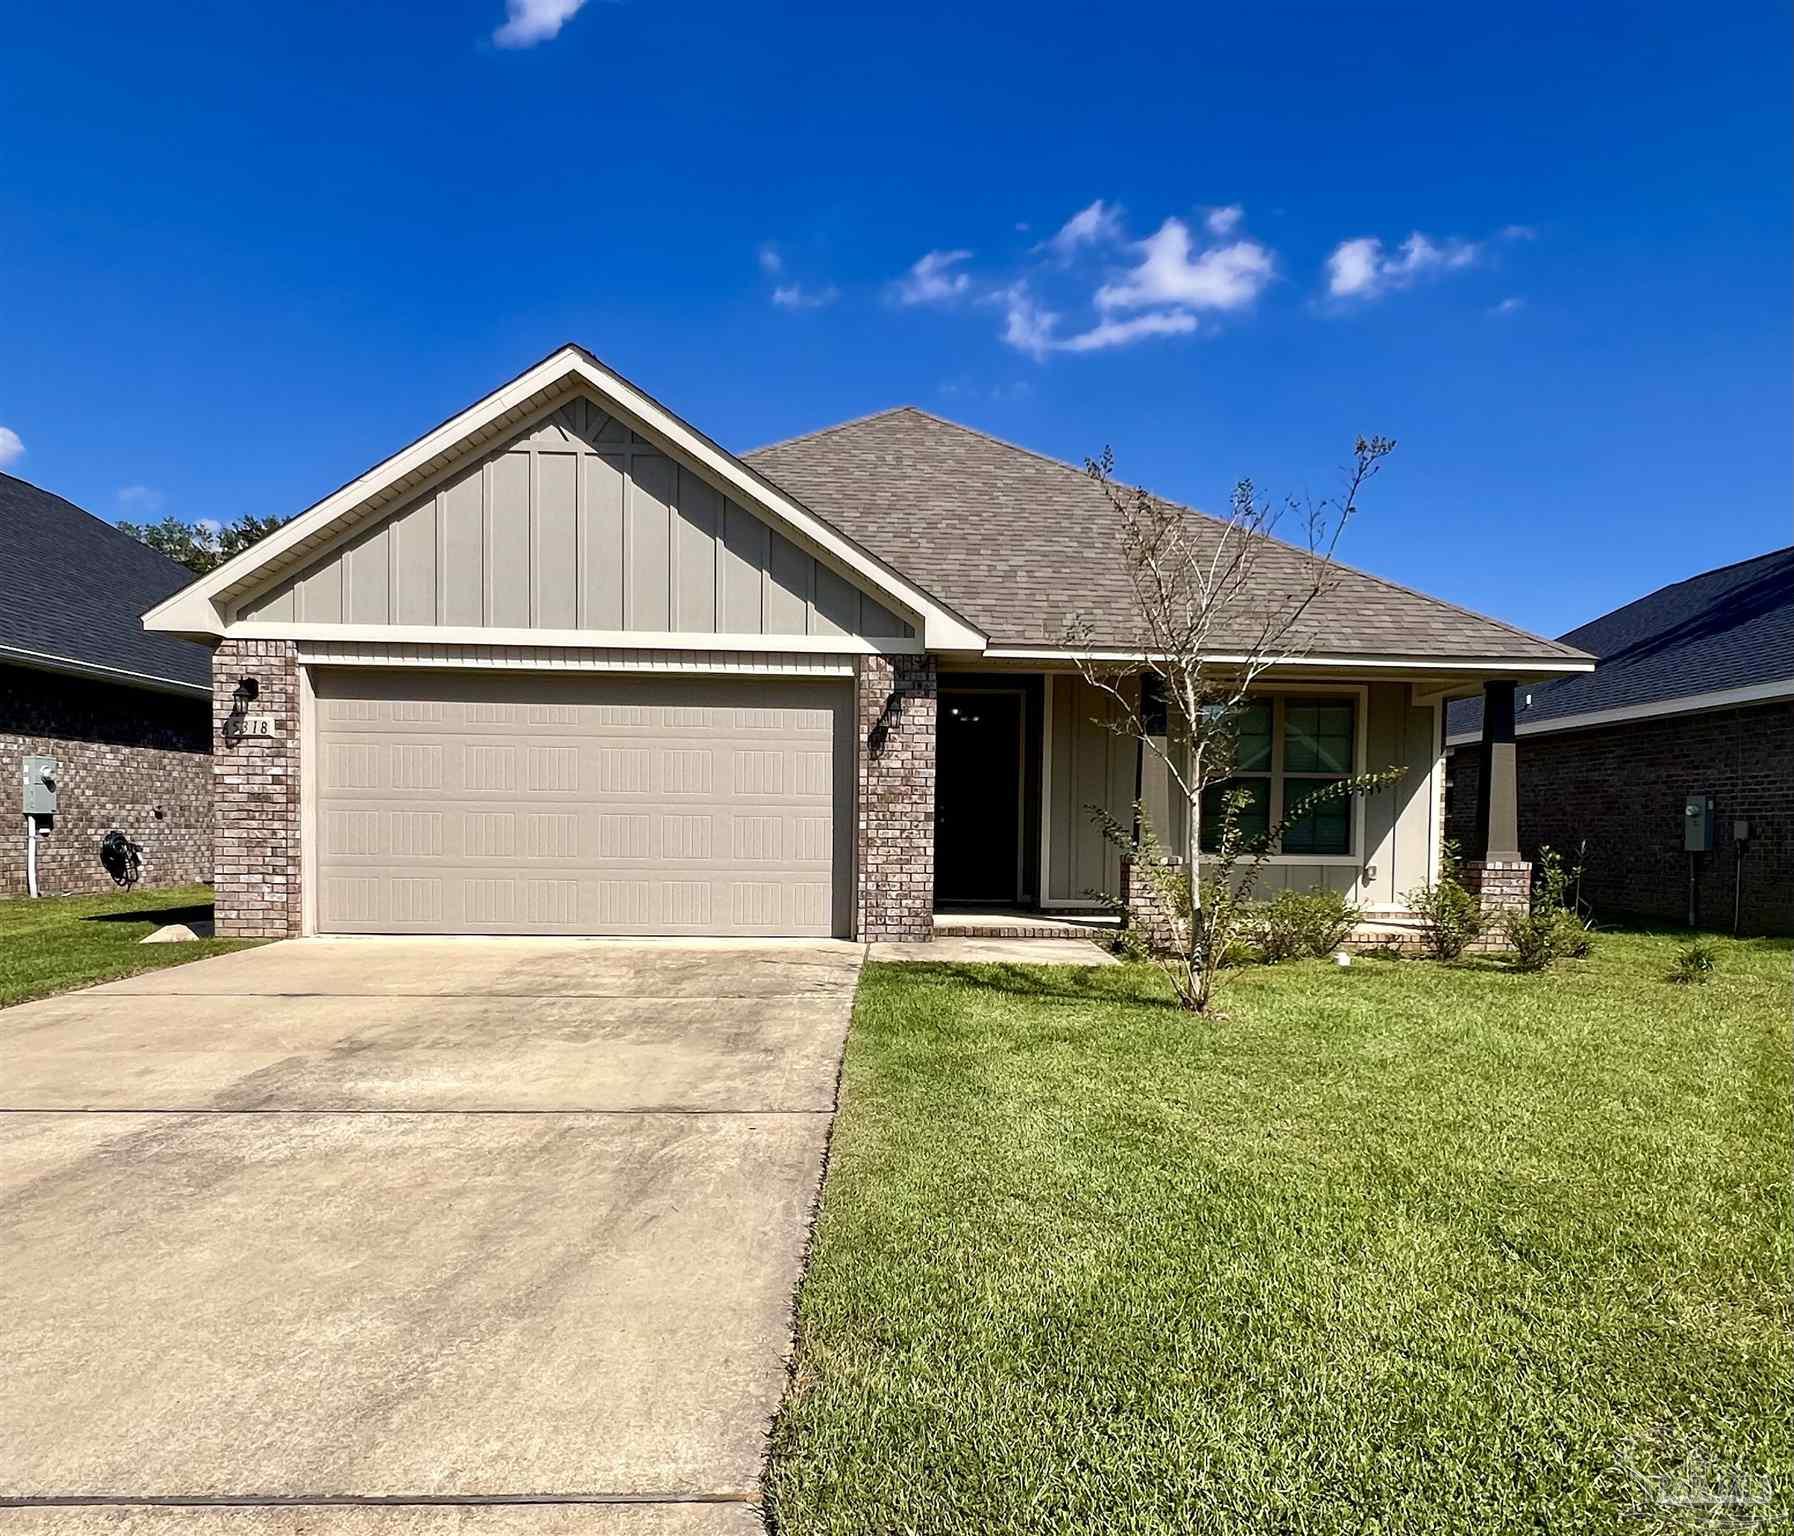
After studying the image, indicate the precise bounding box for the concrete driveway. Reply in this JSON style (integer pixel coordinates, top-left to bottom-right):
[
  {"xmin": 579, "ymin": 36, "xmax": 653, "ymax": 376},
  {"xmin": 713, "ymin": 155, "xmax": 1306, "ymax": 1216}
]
[{"xmin": 0, "ymin": 937, "xmax": 863, "ymax": 1532}]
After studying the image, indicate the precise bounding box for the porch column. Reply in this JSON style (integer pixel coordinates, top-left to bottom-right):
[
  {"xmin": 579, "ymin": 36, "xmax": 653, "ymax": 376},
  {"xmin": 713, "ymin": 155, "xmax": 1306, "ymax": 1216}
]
[
  {"xmin": 1468, "ymin": 679, "xmax": 1521, "ymax": 861},
  {"xmin": 1137, "ymin": 675, "xmax": 1174, "ymax": 850}
]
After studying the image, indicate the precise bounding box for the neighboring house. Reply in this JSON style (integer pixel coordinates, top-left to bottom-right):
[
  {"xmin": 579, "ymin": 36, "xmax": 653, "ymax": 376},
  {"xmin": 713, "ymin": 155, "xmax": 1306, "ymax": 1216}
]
[
  {"xmin": 1, "ymin": 474, "xmax": 213, "ymax": 896},
  {"xmin": 1446, "ymin": 549, "xmax": 1792, "ymax": 935},
  {"xmin": 143, "ymin": 345, "xmax": 1592, "ymax": 941}
]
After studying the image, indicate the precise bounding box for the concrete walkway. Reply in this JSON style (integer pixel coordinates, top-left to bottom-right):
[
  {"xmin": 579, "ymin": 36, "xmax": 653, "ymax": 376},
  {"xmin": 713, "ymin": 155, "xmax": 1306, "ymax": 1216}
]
[
  {"xmin": 0, "ymin": 938, "xmax": 863, "ymax": 1531},
  {"xmin": 870, "ymin": 937, "xmax": 1116, "ymax": 965}
]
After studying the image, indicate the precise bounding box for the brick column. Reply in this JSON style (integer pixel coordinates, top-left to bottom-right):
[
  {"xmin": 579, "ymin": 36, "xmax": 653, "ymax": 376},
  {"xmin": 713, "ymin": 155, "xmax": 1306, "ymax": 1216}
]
[
  {"xmin": 1120, "ymin": 855, "xmax": 1180, "ymax": 951},
  {"xmin": 855, "ymin": 653, "xmax": 937, "ymax": 942},
  {"xmin": 212, "ymin": 638, "xmax": 302, "ymax": 939},
  {"xmin": 1461, "ymin": 857, "xmax": 1532, "ymax": 950}
]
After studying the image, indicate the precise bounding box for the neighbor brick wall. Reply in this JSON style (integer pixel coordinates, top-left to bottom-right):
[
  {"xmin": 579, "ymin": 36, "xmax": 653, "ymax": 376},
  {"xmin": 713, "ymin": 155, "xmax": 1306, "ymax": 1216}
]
[
  {"xmin": 0, "ymin": 662, "xmax": 212, "ymax": 896},
  {"xmin": 1447, "ymin": 702, "xmax": 1793, "ymax": 934},
  {"xmin": 212, "ymin": 639, "xmax": 302, "ymax": 939},
  {"xmin": 855, "ymin": 653, "xmax": 937, "ymax": 941}
]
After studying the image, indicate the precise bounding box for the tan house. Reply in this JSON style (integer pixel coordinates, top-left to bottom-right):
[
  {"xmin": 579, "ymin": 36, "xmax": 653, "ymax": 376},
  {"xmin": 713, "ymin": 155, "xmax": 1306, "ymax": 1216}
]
[{"xmin": 144, "ymin": 345, "xmax": 1593, "ymax": 941}]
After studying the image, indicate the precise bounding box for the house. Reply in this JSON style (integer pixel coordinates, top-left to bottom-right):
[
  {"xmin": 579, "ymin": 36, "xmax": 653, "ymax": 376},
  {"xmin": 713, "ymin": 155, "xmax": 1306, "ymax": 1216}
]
[
  {"xmin": 142, "ymin": 345, "xmax": 1593, "ymax": 942},
  {"xmin": 1446, "ymin": 549, "xmax": 1792, "ymax": 935},
  {"xmin": 1, "ymin": 473, "xmax": 213, "ymax": 895}
]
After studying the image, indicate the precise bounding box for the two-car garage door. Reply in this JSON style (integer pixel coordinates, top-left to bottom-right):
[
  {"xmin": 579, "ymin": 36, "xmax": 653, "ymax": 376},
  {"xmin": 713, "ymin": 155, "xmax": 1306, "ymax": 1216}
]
[{"xmin": 312, "ymin": 670, "xmax": 852, "ymax": 937}]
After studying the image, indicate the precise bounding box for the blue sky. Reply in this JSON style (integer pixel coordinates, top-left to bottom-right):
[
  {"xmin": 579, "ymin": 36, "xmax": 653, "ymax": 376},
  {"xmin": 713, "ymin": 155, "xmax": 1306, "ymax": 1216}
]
[{"xmin": 1, "ymin": 1, "xmax": 1787, "ymax": 638}]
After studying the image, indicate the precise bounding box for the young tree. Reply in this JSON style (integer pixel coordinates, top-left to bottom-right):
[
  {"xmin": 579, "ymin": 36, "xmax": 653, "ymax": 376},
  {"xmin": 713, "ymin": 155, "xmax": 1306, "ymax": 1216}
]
[
  {"xmin": 118, "ymin": 513, "xmax": 286, "ymax": 576},
  {"xmin": 1065, "ymin": 437, "xmax": 1398, "ymax": 1012}
]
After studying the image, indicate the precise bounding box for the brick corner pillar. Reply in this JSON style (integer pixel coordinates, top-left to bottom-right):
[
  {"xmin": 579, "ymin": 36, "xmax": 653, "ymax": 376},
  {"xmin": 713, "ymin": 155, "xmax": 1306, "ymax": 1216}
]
[
  {"xmin": 212, "ymin": 638, "xmax": 302, "ymax": 940},
  {"xmin": 854, "ymin": 652, "xmax": 937, "ymax": 942},
  {"xmin": 1119, "ymin": 855, "xmax": 1180, "ymax": 951},
  {"xmin": 1462, "ymin": 678, "xmax": 1530, "ymax": 935}
]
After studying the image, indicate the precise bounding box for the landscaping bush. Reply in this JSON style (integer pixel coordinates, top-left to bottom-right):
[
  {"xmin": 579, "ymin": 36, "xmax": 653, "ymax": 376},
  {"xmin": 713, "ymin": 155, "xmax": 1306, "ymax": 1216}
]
[
  {"xmin": 1672, "ymin": 938, "xmax": 1718, "ymax": 984},
  {"xmin": 1503, "ymin": 845, "xmax": 1598, "ymax": 971},
  {"xmin": 1404, "ymin": 840, "xmax": 1484, "ymax": 961},
  {"xmin": 1253, "ymin": 887, "xmax": 1362, "ymax": 963},
  {"xmin": 1502, "ymin": 907, "xmax": 1588, "ymax": 972}
]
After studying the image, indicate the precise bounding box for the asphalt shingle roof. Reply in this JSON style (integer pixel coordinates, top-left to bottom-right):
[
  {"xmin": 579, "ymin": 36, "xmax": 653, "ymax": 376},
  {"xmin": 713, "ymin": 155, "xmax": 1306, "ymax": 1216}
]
[
  {"xmin": 0, "ymin": 473, "xmax": 212, "ymax": 690},
  {"xmin": 1448, "ymin": 547, "xmax": 1792, "ymax": 738},
  {"xmin": 744, "ymin": 407, "xmax": 1584, "ymax": 662}
]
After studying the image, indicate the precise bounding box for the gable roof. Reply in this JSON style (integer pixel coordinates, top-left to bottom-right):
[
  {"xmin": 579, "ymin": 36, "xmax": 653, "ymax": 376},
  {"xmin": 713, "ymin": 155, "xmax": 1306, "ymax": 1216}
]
[
  {"xmin": 745, "ymin": 406, "xmax": 1588, "ymax": 666},
  {"xmin": 1447, "ymin": 547, "xmax": 1794, "ymax": 742},
  {"xmin": 0, "ymin": 473, "xmax": 211, "ymax": 694},
  {"xmin": 144, "ymin": 345, "xmax": 986, "ymax": 653}
]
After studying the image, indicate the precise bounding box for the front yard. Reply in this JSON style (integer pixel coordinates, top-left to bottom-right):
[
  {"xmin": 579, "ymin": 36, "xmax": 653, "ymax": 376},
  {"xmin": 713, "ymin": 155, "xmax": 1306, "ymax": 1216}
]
[
  {"xmin": 766, "ymin": 931, "xmax": 1791, "ymax": 1533},
  {"xmin": 0, "ymin": 885, "xmax": 261, "ymax": 1006}
]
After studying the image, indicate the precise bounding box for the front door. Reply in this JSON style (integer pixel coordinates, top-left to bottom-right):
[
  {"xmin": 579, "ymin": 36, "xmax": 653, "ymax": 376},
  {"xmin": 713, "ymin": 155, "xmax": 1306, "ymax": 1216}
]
[{"xmin": 935, "ymin": 690, "xmax": 1023, "ymax": 905}]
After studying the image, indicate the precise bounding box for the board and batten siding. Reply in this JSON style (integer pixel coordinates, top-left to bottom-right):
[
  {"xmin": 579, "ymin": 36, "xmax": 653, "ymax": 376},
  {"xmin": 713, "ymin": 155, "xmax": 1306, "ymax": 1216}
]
[
  {"xmin": 238, "ymin": 395, "xmax": 915, "ymax": 642},
  {"xmin": 1044, "ymin": 674, "xmax": 1137, "ymax": 906},
  {"xmin": 1043, "ymin": 677, "xmax": 1440, "ymax": 909}
]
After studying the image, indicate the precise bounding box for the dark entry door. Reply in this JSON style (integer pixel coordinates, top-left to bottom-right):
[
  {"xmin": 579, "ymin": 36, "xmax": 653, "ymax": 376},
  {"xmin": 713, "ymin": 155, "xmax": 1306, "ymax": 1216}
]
[{"xmin": 935, "ymin": 691, "xmax": 1023, "ymax": 904}]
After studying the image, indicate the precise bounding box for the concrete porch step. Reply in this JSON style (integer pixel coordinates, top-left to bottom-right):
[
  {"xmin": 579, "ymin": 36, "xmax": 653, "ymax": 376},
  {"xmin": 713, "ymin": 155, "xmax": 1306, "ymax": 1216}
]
[{"xmin": 931, "ymin": 910, "xmax": 1122, "ymax": 941}]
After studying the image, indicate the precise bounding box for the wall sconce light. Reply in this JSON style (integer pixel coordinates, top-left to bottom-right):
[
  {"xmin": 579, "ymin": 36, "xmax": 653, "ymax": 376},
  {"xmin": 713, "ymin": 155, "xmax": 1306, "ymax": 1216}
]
[{"xmin": 222, "ymin": 675, "xmax": 259, "ymax": 745}]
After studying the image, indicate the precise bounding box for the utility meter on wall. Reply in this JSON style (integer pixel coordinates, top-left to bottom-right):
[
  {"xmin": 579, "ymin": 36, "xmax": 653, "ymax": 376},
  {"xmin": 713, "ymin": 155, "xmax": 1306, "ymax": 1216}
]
[{"xmin": 22, "ymin": 755, "xmax": 58, "ymax": 817}]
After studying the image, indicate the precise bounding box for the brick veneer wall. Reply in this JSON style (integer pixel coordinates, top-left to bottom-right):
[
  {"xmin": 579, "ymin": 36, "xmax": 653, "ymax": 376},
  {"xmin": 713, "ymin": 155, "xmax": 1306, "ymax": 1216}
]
[
  {"xmin": 1447, "ymin": 701, "xmax": 1793, "ymax": 934},
  {"xmin": 212, "ymin": 639, "xmax": 302, "ymax": 939},
  {"xmin": 0, "ymin": 662, "xmax": 212, "ymax": 896},
  {"xmin": 855, "ymin": 653, "xmax": 937, "ymax": 941}
]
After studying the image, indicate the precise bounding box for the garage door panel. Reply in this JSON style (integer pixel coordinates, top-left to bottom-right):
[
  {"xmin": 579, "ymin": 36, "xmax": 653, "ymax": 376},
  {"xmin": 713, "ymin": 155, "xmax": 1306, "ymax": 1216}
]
[{"xmin": 313, "ymin": 672, "xmax": 851, "ymax": 936}]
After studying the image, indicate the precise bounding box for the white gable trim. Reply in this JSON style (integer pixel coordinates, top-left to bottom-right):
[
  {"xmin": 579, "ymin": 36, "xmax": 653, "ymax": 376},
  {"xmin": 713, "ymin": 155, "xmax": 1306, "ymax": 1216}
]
[{"xmin": 144, "ymin": 345, "xmax": 988, "ymax": 654}]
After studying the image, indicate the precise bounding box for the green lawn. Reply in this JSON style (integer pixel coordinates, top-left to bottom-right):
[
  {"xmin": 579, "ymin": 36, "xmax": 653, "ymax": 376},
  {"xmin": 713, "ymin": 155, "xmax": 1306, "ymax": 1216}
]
[
  {"xmin": 0, "ymin": 885, "xmax": 262, "ymax": 1006},
  {"xmin": 765, "ymin": 931, "xmax": 1792, "ymax": 1533}
]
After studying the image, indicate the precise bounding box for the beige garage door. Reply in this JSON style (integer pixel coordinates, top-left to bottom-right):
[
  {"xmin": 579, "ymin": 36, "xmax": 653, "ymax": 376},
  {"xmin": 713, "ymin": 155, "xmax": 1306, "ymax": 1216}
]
[{"xmin": 312, "ymin": 670, "xmax": 852, "ymax": 936}]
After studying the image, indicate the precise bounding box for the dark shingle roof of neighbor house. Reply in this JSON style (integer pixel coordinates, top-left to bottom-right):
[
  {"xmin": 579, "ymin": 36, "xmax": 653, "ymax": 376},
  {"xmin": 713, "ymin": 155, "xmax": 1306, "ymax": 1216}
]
[
  {"xmin": 745, "ymin": 407, "xmax": 1587, "ymax": 663},
  {"xmin": 0, "ymin": 472, "xmax": 212, "ymax": 691},
  {"xmin": 1447, "ymin": 546, "xmax": 1793, "ymax": 739}
]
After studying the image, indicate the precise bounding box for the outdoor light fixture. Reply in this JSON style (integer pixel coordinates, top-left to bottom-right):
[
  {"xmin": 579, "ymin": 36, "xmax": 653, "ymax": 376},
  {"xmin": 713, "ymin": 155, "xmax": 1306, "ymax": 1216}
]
[{"xmin": 222, "ymin": 675, "xmax": 260, "ymax": 745}]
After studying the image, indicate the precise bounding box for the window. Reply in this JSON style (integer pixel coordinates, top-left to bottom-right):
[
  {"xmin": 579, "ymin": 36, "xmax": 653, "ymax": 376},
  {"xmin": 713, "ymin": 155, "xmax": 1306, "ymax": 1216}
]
[{"xmin": 1198, "ymin": 695, "xmax": 1357, "ymax": 857}]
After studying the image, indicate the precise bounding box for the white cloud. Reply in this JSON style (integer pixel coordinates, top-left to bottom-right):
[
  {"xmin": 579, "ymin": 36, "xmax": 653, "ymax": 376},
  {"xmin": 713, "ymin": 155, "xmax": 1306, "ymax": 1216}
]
[
  {"xmin": 1499, "ymin": 223, "xmax": 1538, "ymax": 241},
  {"xmin": 995, "ymin": 283, "xmax": 1061, "ymax": 360},
  {"xmin": 1204, "ymin": 203, "xmax": 1244, "ymax": 237},
  {"xmin": 757, "ymin": 243, "xmax": 783, "ymax": 275},
  {"xmin": 893, "ymin": 249, "xmax": 974, "ymax": 305},
  {"xmin": 771, "ymin": 282, "xmax": 839, "ymax": 310},
  {"xmin": 995, "ymin": 283, "xmax": 1195, "ymax": 359},
  {"xmin": 1095, "ymin": 217, "xmax": 1275, "ymax": 313},
  {"xmin": 196, "ymin": 518, "xmax": 223, "ymax": 535},
  {"xmin": 116, "ymin": 484, "xmax": 165, "ymax": 516},
  {"xmin": 0, "ymin": 427, "xmax": 22, "ymax": 468},
  {"xmin": 1326, "ymin": 231, "xmax": 1479, "ymax": 300},
  {"xmin": 1490, "ymin": 296, "xmax": 1525, "ymax": 315},
  {"xmin": 493, "ymin": 0, "xmax": 589, "ymax": 48},
  {"xmin": 1058, "ymin": 309, "xmax": 1199, "ymax": 352},
  {"xmin": 1044, "ymin": 198, "xmax": 1124, "ymax": 261}
]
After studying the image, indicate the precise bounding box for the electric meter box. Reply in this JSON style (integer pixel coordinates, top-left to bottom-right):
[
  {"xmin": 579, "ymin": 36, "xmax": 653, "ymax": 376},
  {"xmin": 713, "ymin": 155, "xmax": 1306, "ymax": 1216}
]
[
  {"xmin": 1683, "ymin": 792, "xmax": 1715, "ymax": 853},
  {"xmin": 22, "ymin": 755, "xmax": 59, "ymax": 816}
]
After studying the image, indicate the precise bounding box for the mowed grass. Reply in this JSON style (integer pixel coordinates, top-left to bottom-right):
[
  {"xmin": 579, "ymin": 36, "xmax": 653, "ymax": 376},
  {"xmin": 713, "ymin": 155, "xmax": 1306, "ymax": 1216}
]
[
  {"xmin": 765, "ymin": 931, "xmax": 1791, "ymax": 1533},
  {"xmin": 0, "ymin": 885, "xmax": 261, "ymax": 1006}
]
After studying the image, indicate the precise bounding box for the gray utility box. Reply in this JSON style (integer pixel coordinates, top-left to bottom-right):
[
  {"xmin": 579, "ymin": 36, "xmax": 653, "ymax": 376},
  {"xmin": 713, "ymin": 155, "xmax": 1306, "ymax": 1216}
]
[
  {"xmin": 1683, "ymin": 792, "xmax": 1715, "ymax": 853},
  {"xmin": 22, "ymin": 755, "xmax": 58, "ymax": 816}
]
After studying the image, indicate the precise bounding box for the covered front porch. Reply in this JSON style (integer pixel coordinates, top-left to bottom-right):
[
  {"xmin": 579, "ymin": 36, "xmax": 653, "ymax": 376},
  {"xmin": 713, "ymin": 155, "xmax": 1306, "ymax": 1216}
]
[{"xmin": 929, "ymin": 662, "xmax": 1534, "ymax": 936}]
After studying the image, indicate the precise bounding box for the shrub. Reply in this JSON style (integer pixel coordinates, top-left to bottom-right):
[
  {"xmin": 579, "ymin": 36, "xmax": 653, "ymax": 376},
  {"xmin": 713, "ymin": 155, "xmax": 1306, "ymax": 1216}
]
[
  {"xmin": 1502, "ymin": 908, "xmax": 1588, "ymax": 972},
  {"xmin": 1405, "ymin": 840, "xmax": 1484, "ymax": 961},
  {"xmin": 1672, "ymin": 939, "xmax": 1718, "ymax": 984},
  {"xmin": 1253, "ymin": 888, "xmax": 1362, "ymax": 964},
  {"xmin": 1507, "ymin": 844, "xmax": 1598, "ymax": 971}
]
